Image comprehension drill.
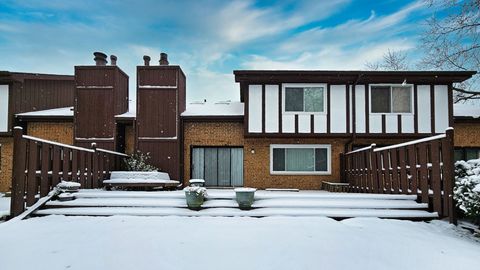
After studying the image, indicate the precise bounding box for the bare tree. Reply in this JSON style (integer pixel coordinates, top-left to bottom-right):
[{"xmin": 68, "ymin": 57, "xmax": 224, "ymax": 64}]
[
  {"xmin": 365, "ymin": 49, "xmax": 410, "ymax": 71},
  {"xmin": 420, "ymin": 0, "xmax": 480, "ymax": 102}
]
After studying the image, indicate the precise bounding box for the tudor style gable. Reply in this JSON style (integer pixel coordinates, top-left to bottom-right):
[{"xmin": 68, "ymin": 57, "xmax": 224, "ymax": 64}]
[{"xmin": 234, "ymin": 70, "xmax": 475, "ymax": 137}]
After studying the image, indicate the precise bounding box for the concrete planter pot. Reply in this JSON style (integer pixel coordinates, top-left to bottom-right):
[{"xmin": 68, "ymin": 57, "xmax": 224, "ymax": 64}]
[
  {"xmin": 234, "ymin": 188, "xmax": 256, "ymax": 210},
  {"xmin": 184, "ymin": 187, "xmax": 207, "ymax": 210}
]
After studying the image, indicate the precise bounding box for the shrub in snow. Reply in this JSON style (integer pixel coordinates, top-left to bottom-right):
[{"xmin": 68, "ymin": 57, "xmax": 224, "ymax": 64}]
[
  {"xmin": 124, "ymin": 151, "xmax": 158, "ymax": 172},
  {"xmin": 454, "ymin": 159, "xmax": 480, "ymax": 221}
]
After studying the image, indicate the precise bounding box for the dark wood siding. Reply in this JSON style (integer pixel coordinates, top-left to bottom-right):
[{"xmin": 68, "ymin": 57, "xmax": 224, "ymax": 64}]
[
  {"xmin": 136, "ymin": 65, "xmax": 186, "ymax": 181},
  {"xmin": 1, "ymin": 72, "xmax": 74, "ymax": 135},
  {"xmin": 74, "ymin": 66, "xmax": 129, "ymax": 151}
]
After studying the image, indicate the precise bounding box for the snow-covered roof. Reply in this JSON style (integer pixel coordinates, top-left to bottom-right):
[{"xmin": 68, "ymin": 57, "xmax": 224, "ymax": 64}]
[
  {"xmin": 115, "ymin": 111, "xmax": 136, "ymax": 119},
  {"xmin": 454, "ymin": 103, "xmax": 480, "ymax": 119},
  {"xmin": 16, "ymin": 106, "xmax": 73, "ymax": 118},
  {"xmin": 181, "ymin": 101, "xmax": 244, "ymax": 117}
]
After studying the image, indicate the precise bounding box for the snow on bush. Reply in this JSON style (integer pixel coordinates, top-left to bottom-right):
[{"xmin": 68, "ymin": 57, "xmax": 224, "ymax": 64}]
[
  {"xmin": 124, "ymin": 151, "xmax": 158, "ymax": 172},
  {"xmin": 183, "ymin": 186, "xmax": 207, "ymax": 197},
  {"xmin": 454, "ymin": 159, "xmax": 480, "ymax": 219}
]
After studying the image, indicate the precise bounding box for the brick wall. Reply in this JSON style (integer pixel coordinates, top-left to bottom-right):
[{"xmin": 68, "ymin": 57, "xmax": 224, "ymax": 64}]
[
  {"xmin": 0, "ymin": 137, "xmax": 13, "ymax": 192},
  {"xmin": 244, "ymin": 137, "xmax": 348, "ymax": 189},
  {"xmin": 183, "ymin": 121, "xmax": 244, "ymax": 185},
  {"xmin": 125, "ymin": 125, "xmax": 135, "ymax": 155},
  {"xmin": 27, "ymin": 122, "xmax": 74, "ymax": 145},
  {"xmin": 0, "ymin": 122, "xmax": 74, "ymax": 193},
  {"xmin": 453, "ymin": 123, "xmax": 480, "ymax": 147}
]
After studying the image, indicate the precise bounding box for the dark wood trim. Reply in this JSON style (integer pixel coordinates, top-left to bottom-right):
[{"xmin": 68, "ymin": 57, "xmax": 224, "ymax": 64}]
[
  {"xmin": 381, "ymin": 114, "xmax": 386, "ymax": 134},
  {"xmin": 278, "ymin": 83, "xmax": 282, "ymax": 133},
  {"xmin": 16, "ymin": 116, "xmax": 73, "ymax": 122},
  {"xmin": 414, "ymin": 84, "xmax": 418, "ymax": 133},
  {"xmin": 243, "ymin": 132, "xmax": 435, "ymax": 139},
  {"xmin": 430, "ymin": 84, "xmax": 435, "ymax": 134},
  {"xmin": 352, "ymin": 84, "xmax": 356, "ymax": 134},
  {"xmin": 310, "ymin": 114, "xmax": 314, "ymax": 134},
  {"xmin": 294, "ymin": 114, "xmax": 299, "ymax": 133},
  {"xmin": 397, "ymin": 114, "xmax": 402, "ymax": 133},
  {"xmin": 182, "ymin": 116, "xmax": 244, "ymax": 122},
  {"xmin": 261, "ymin": 84, "xmax": 265, "ymax": 133},
  {"xmin": 346, "ymin": 84, "xmax": 350, "ymax": 133},
  {"xmin": 365, "ymin": 84, "xmax": 369, "ymax": 133},
  {"xmin": 234, "ymin": 70, "xmax": 476, "ymax": 84},
  {"xmin": 448, "ymin": 83, "xmax": 454, "ymax": 127},
  {"xmin": 454, "ymin": 117, "xmax": 480, "ymax": 123},
  {"xmin": 327, "ymin": 84, "xmax": 331, "ymax": 133}
]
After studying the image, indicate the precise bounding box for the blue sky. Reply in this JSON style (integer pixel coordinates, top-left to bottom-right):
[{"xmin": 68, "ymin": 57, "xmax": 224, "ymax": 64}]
[{"xmin": 0, "ymin": 0, "xmax": 433, "ymax": 109}]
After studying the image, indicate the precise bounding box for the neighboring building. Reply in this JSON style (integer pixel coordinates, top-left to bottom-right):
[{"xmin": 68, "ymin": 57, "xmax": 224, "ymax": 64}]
[
  {"xmin": 452, "ymin": 103, "xmax": 480, "ymax": 161},
  {"xmin": 0, "ymin": 71, "xmax": 75, "ymax": 191},
  {"xmin": 0, "ymin": 53, "xmax": 478, "ymax": 192}
]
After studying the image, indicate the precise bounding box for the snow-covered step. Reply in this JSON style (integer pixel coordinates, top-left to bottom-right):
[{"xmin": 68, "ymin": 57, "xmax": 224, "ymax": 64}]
[
  {"xmin": 45, "ymin": 197, "xmax": 428, "ymax": 210},
  {"xmin": 72, "ymin": 189, "xmax": 419, "ymax": 201},
  {"xmin": 34, "ymin": 206, "xmax": 438, "ymax": 219}
]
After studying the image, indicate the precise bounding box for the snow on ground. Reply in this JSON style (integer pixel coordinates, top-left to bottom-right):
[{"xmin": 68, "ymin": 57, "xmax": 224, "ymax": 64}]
[
  {"xmin": 0, "ymin": 193, "xmax": 10, "ymax": 218},
  {"xmin": 0, "ymin": 216, "xmax": 479, "ymax": 270}
]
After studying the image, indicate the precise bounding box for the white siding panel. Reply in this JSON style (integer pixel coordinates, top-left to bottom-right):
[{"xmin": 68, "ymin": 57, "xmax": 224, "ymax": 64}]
[
  {"xmin": 314, "ymin": 115, "xmax": 327, "ymax": 133},
  {"xmin": 355, "ymin": 85, "xmax": 366, "ymax": 133},
  {"xmin": 434, "ymin": 85, "xmax": 449, "ymax": 133},
  {"xmin": 417, "ymin": 85, "xmax": 431, "ymax": 133},
  {"xmin": 330, "ymin": 85, "xmax": 347, "ymax": 133},
  {"xmin": 248, "ymin": 85, "xmax": 262, "ymax": 133},
  {"xmin": 369, "ymin": 115, "xmax": 382, "ymax": 133},
  {"xmin": 402, "ymin": 115, "xmax": 415, "ymax": 133},
  {"xmin": 0, "ymin": 85, "xmax": 8, "ymax": 132},
  {"xmin": 298, "ymin": 114, "xmax": 310, "ymax": 133},
  {"xmin": 265, "ymin": 85, "xmax": 279, "ymax": 133},
  {"xmin": 282, "ymin": 114, "xmax": 295, "ymax": 133},
  {"xmin": 385, "ymin": 115, "xmax": 397, "ymax": 133}
]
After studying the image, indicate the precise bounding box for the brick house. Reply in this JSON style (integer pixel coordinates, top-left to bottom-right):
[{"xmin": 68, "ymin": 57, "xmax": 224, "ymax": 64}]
[{"xmin": 0, "ymin": 53, "xmax": 478, "ymax": 191}]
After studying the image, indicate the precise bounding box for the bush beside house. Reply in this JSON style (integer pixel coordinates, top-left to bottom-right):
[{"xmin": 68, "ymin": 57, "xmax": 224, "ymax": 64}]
[{"xmin": 454, "ymin": 159, "xmax": 480, "ymax": 224}]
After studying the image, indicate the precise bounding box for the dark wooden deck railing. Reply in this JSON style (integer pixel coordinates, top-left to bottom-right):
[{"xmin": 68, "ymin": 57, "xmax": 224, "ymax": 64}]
[
  {"xmin": 343, "ymin": 128, "xmax": 456, "ymax": 223},
  {"xmin": 10, "ymin": 126, "xmax": 129, "ymax": 217}
]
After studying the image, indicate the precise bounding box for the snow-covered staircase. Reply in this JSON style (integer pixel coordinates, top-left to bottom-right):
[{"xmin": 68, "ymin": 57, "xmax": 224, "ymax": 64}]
[{"xmin": 33, "ymin": 189, "xmax": 438, "ymax": 220}]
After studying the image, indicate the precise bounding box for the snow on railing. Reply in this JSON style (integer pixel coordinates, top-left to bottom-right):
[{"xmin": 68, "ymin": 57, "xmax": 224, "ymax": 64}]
[
  {"xmin": 342, "ymin": 128, "xmax": 456, "ymax": 224},
  {"xmin": 10, "ymin": 127, "xmax": 129, "ymax": 218}
]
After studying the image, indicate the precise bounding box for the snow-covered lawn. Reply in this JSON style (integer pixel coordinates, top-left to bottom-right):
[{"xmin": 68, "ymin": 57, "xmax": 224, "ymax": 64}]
[{"xmin": 0, "ymin": 216, "xmax": 479, "ymax": 270}]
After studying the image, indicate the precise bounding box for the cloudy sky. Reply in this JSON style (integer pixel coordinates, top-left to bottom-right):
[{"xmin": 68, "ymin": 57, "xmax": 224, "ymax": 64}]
[{"xmin": 0, "ymin": 0, "xmax": 434, "ymax": 108}]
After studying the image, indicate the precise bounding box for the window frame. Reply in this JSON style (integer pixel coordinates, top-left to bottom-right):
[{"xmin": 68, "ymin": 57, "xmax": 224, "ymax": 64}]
[
  {"xmin": 369, "ymin": 84, "xmax": 414, "ymax": 115},
  {"xmin": 282, "ymin": 83, "xmax": 327, "ymax": 115},
  {"xmin": 270, "ymin": 144, "xmax": 331, "ymax": 175}
]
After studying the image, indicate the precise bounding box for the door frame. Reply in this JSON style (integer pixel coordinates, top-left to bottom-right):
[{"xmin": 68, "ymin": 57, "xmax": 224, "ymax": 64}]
[{"xmin": 189, "ymin": 145, "xmax": 244, "ymax": 187}]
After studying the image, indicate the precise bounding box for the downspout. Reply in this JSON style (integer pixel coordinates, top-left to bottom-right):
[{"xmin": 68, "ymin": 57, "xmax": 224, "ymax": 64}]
[{"xmin": 344, "ymin": 73, "xmax": 364, "ymax": 152}]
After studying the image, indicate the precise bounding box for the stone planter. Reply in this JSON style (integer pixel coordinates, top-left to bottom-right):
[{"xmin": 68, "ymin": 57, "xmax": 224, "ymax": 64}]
[
  {"xmin": 234, "ymin": 188, "xmax": 256, "ymax": 210},
  {"xmin": 184, "ymin": 186, "xmax": 207, "ymax": 210},
  {"xmin": 189, "ymin": 179, "xmax": 205, "ymax": 187}
]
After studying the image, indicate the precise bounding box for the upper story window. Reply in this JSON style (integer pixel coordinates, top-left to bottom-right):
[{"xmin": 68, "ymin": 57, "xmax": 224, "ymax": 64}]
[
  {"xmin": 370, "ymin": 84, "xmax": 412, "ymax": 114},
  {"xmin": 283, "ymin": 83, "xmax": 326, "ymax": 113},
  {"xmin": 0, "ymin": 85, "xmax": 9, "ymax": 133}
]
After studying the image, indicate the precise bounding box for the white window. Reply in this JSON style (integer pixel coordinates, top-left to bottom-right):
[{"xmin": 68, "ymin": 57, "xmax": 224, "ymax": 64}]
[
  {"xmin": 270, "ymin": 144, "xmax": 331, "ymax": 175},
  {"xmin": 370, "ymin": 84, "xmax": 413, "ymax": 114},
  {"xmin": 0, "ymin": 85, "xmax": 9, "ymax": 132},
  {"xmin": 283, "ymin": 83, "xmax": 326, "ymax": 114}
]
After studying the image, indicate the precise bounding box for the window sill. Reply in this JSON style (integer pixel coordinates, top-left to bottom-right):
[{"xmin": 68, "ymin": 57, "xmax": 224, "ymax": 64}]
[
  {"xmin": 270, "ymin": 171, "xmax": 331, "ymax": 176},
  {"xmin": 369, "ymin": 112, "xmax": 414, "ymax": 116},
  {"xmin": 282, "ymin": 112, "xmax": 327, "ymax": 115}
]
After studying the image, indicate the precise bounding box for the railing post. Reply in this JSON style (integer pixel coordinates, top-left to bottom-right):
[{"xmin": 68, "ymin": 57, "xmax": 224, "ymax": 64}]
[
  {"xmin": 340, "ymin": 153, "xmax": 346, "ymax": 183},
  {"xmin": 10, "ymin": 127, "xmax": 27, "ymax": 217},
  {"xmin": 370, "ymin": 144, "xmax": 378, "ymax": 193},
  {"xmin": 444, "ymin": 128, "xmax": 457, "ymax": 224},
  {"xmin": 91, "ymin": 143, "xmax": 98, "ymax": 188}
]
